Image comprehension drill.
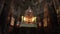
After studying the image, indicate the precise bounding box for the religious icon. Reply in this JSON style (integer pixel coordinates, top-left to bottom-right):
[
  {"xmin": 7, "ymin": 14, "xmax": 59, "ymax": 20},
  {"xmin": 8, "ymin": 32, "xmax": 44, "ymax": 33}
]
[
  {"xmin": 21, "ymin": 7, "xmax": 36, "ymax": 24},
  {"xmin": 20, "ymin": 7, "xmax": 37, "ymax": 27}
]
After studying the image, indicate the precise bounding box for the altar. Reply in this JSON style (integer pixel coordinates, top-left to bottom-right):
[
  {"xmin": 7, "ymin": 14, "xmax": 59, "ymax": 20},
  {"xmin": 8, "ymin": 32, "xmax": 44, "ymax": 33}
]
[
  {"xmin": 20, "ymin": 7, "xmax": 37, "ymax": 28},
  {"xmin": 20, "ymin": 22, "xmax": 37, "ymax": 27}
]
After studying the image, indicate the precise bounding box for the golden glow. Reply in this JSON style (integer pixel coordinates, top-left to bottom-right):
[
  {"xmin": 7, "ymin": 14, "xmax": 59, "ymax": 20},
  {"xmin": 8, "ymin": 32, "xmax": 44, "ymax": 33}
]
[
  {"xmin": 24, "ymin": 17, "xmax": 26, "ymax": 21},
  {"xmin": 10, "ymin": 17, "xmax": 15, "ymax": 26},
  {"xmin": 32, "ymin": 17, "xmax": 36, "ymax": 22},
  {"xmin": 21, "ymin": 16, "xmax": 24, "ymax": 22},
  {"xmin": 21, "ymin": 16, "xmax": 36, "ymax": 23},
  {"xmin": 32, "ymin": 17, "xmax": 35, "ymax": 22},
  {"xmin": 43, "ymin": 18, "xmax": 47, "ymax": 27}
]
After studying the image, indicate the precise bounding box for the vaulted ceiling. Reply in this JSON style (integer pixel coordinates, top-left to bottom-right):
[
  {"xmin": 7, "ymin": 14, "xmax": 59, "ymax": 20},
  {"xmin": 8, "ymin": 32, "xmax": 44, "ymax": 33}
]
[{"xmin": 0, "ymin": 0, "xmax": 59, "ymax": 18}]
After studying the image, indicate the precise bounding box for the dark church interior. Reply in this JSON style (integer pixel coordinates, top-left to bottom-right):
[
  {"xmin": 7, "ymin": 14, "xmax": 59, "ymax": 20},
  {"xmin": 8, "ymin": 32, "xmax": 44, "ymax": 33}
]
[{"xmin": 0, "ymin": 0, "xmax": 59, "ymax": 34}]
